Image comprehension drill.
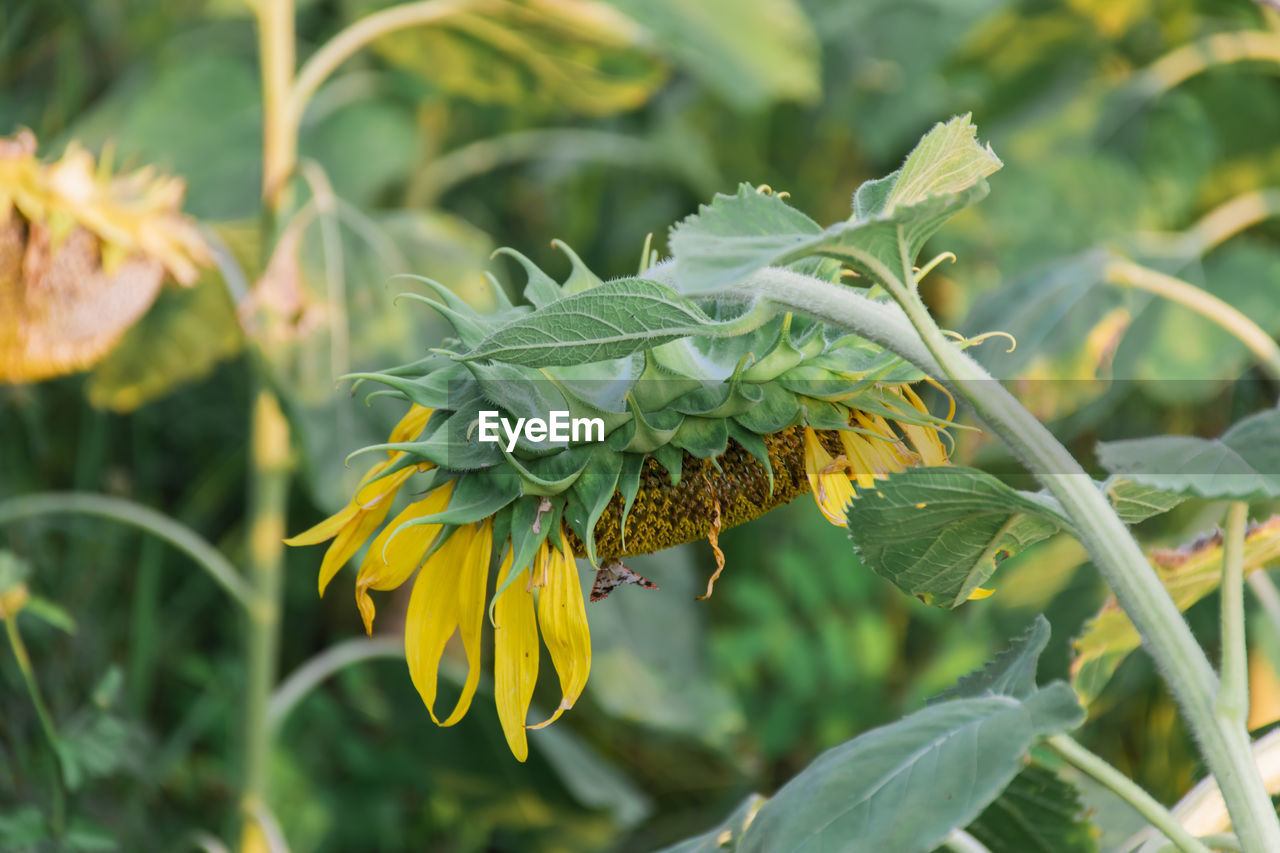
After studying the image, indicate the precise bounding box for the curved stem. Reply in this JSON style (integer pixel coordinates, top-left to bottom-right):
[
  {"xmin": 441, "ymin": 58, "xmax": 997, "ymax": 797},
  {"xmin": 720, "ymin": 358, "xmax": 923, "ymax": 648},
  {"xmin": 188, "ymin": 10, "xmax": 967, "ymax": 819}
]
[
  {"xmin": 1105, "ymin": 258, "xmax": 1280, "ymax": 384},
  {"xmin": 1048, "ymin": 734, "xmax": 1212, "ymax": 853},
  {"xmin": 735, "ymin": 267, "xmax": 1280, "ymax": 853},
  {"xmin": 287, "ymin": 0, "xmax": 489, "ymax": 134},
  {"xmin": 1181, "ymin": 190, "xmax": 1280, "ymax": 257},
  {"xmin": 268, "ymin": 636, "xmax": 402, "ymax": 731},
  {"xmin": 1219, "ymin": 503, "xmax": 1251, "ymax": 721},
  {"xmin": 0, "ymin": 492, "xmax": 254, "ymax": 609},
  {"xmin": 4, "ymin": 613, "xmax": 66, "ymax": 834},
  {"xmin": 1133, "ymin": 31, "xmax": 1280, "ymax": 98}
]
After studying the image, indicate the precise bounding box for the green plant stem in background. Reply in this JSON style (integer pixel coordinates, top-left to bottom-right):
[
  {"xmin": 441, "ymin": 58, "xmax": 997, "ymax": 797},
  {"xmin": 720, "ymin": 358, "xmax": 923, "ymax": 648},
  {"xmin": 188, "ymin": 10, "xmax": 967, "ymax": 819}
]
[
  {"xmin": 734, "ymin": 266, "xmax": 1280, "ymax": 853},
  {"xmin": 0, "ymin": 492, "xmax": 254, "ymax": 609},
  {"xmin": 1179, "ymin": 189, "xmax": 1280, "ymax": 258},
  {"xmin": 4, "ymin": 611, "xmax": 66, "ymax": 836},
  {"xmin": 238, "ymin": 389, "xmax": 291, "ymax": 847},
  {"xmin": 1219, "ymin": 503, "xmax": 1251, "ymax": 722},
  {"xmin": 285, "ymin": 0, "xmax": 485, "ymax": 154},
  {"xmin": 1047, "ymin": 734, "xmax": 1212, "ymax": 853},
  {"xmin": 941, "ymin": 828, "xmax": 993, "ymax": 853},
  {"xmin": 1104, "ymin": 259, "xmax": 1280, "ymax": 384},
  {"xmin": 267, "ymin": 637, "xmax": 402, "ymax": 732},
  {"xmin": 1247, "ymin": 572, "xmax": 1280, "ymax": 646},
  {"xmin": 1133, "ymin": 31, "xmax": 1280, "ymax": 99}
]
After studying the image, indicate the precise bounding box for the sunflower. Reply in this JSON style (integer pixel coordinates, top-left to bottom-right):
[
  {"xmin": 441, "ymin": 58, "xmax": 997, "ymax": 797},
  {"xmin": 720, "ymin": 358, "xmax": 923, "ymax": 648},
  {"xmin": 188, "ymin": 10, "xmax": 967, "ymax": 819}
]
[
  {"xmin": 0, "ymin": 129, "xmax": 209, "ymax": 382},
  {"xmin": 286, "ymin": 236, "xmax": 958, "ymax": 761}
]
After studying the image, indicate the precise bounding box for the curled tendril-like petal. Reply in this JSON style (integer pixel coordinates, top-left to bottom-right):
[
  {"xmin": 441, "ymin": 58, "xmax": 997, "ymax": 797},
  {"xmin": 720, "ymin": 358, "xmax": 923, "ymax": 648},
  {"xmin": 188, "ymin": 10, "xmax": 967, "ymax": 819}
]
[{"xmin": 915, "ymin": 251, "xmax": 957, "ymax": 282}]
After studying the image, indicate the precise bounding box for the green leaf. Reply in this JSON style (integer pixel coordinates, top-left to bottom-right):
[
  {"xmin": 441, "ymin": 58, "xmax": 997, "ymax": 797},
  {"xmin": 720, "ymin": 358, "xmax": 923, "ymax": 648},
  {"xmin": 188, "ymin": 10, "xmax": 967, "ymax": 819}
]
[
  {"xmin": 349, "ymin": 0, "xmax": 666, "ymax": 116},
  {"xmin": 1103, "ymin": 477, "xmax": 1185, "ymax": 524},
  {"xmin": 607, "ymin": 0, "xmax": 819, "ymax": 109},
  {"xmin": 1096, "ymin": 408, "xmax": 1280, "ymax": 501},
  {"xmin": 459, "ymin": 278, "xmax": 757, "ymax": 366},
  {"xmin": 671, "ymin": 115, "xmax": 1001, "ymax": 292},
  {"xmin": 846, "ymin": 467, "xmax": 1067, "ymax": 608},
  {"xmin": 962, "ymin": 764, "xmax": 1099, "ymax": 853},
  {"xmin": 938, "ymin": 616, "xmax": 1050, "ymax": 702},
  {"xmin": 87, "ymin": 271, "xmax": 243, "ymax": 413},
  {"xmin": 736, "ymin": 689, "xmax": 1083, "ymax": 853},
  {"xmin": 1072, "ymin": 515, "xmax": 1280, "ymax": 704}
]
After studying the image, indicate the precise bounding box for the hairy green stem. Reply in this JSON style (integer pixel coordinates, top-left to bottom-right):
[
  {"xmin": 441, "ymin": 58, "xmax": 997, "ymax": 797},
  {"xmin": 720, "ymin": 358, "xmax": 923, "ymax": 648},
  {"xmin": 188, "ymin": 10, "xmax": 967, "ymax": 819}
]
[
  {"xmin": 0, "ymin": 492, "xmax": 254, "ymax": 609},
  {"xmin": 1219, "ymin": 503, "xmax": 1251, "ymax": 721},
  {"xmin": 1047, "ymin": 734, "xmax": 1212, "ymax": 853},
  {"xmin": 734, "ymin": 266, "xmax": 1280, "ymax": 852}
]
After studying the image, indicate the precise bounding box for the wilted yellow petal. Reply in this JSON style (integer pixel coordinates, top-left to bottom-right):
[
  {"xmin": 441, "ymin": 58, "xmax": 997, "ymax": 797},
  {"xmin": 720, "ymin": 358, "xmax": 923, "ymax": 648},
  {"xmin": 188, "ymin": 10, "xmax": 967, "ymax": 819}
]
[
  {"xmin": 493, "ymin": 546, "xmax": 539, "ymax": 761},
  {"xmin": 404, "ymin": 524, "xmax": 472, "ymax": 725},
  {"xmin": 317, "ymin": 465, "xmax": 415, "ymax": 595},
  {"xmin": 803, "ymin": 428, "xmax": 856, "ymax": 526},
  {"xmin": 968, "ymin": 587, "xmax": 995, "ymax": 600},
  {"xmin": 441, "ymin": 519, "xmax": 492, "ymax": 727},
  {"xmin": 530, "ymin": 537, "xmax": 591, "ymax": 730},
  {"xmin": 282, "ymin": 502, "xmax": 359, "ymax": 547},
  {"xmin": 837, "ymin": 431, "xmax": 880, "ymax": 490},
  {"xmin": 355, "ymin": 481, "xmax": 454, "ymax": 633}
]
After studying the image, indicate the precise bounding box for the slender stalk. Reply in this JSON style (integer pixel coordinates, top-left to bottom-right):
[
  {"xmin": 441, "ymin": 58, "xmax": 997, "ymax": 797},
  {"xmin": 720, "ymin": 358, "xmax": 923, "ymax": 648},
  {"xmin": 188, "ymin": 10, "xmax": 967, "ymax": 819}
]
[
  {"xmin": 1153, "ymin": 836, "xmax": 1244, "ymax": 853},
  {"xmin": 1247, "ymin": 572, "xmax": 1280, "ymax": 641},
  {"xmin": 268, "ymin": 637, "xmax": 402, "ymax": 732},
  {"xmin": 1180, "ymin": 189, "xmax": 1280, "ymax": 257},
  {"xmin": 1130, "ymin": 727, "xmax": 1280, "ymax": 852},
  {"xmin": 725, "ymin": 266, "xmax": 1280, "ymax": 852},
  {"xmin": 0, "ymin": 492, "xmax": 254, "ymax": 609},
  {"xmin": 243, "ymin": 2, "xmax": 297, "ymax": 848},
  {"xmin": 1105, "ymin": 258, "xmax": 1280, "ymax": 383},
  {"xmin": 1219, "ymin": 503, "xmax": 1251, "ymax": 721},
  {"xmin": 1131, "ymin": 31, "xmax": 1280, "ymax": 98},
  {"xmin": 286, "ymin": 0, "xmax": 487, "ymax": 139},
  {"xmin": 4, "ymin": 611, "xmax": 66, "ymax": 835},
  {"xmin": 238, "ymin": 389, "xmax": 291, "ymax": 849},
  {"xmin": 941, "ymin": 828, "xmax": 992, "ymax": 853},
  {"xmin": 1048, "ymin": 734, "xmax": 1212, "ymax": 853}
]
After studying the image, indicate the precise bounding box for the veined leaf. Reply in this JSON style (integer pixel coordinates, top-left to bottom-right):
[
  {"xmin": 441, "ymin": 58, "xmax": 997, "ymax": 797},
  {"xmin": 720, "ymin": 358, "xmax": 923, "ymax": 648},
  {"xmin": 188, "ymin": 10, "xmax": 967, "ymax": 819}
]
[
  {"xmin": 1072, "ymin": 515, "xmax": 1280, "ymax": 704},
  {"xmin": 1096, "ymin": 408, "xmax": 1280, "ymax": 501},
  {"xmin": 963, "ymin": 764, "xmax": 1098, "ymax": 853},
  {"xmin": 736, "ymin": 689, "xmax": 1082, "ymax": 853},
  {"xmin": 847, "ymin": 467, "xmax": 1068, "ymax": 608},
  {"xmin": 459, "ymin": 278, "xmax": 766, "ymax": 366},
  {"xmin": 938, "ymin": 616, "xmax": 1051, "ymax": 702},
  {"xmin": 1104, "ymin": 477, "xmax": 1186, "ymax": 524},
  {"xmin": 671, "ymin": 115, "xmax": 1002, "ymax": 292}
]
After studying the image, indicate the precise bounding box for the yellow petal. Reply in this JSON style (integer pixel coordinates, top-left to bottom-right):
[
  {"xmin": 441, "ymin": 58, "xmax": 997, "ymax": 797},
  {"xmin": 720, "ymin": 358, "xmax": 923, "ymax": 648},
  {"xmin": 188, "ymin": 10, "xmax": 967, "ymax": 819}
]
[
  {"xmin": 441, "ymin": 519, "xmax": 492, "ymax": 727},
  {"xmin": 282, "ymin": 502, "xmax": 359, "ymax": 547},
  {"xmin": 317, "ymin": 465, "xmax": 416, "ymax": 596},
  {"xmin": 355, "ymin": 482, "xmax": 454, "ymax": 634},
  {"xmin": 968, "ymin": 586, "xmax": 995, "ymax": 600},
  {"xmin": 404, "ymin": 524, "xmax": 472, "ymax": 725},
  {"xmin": 529, "ymin": 537, "xmax": 591, "ymax": 730},
  {"xmin": 389, "ymin": 404, "xmax": 433, "ymax": 447},
  {"xmin": 838, "ymin": 431, "xmax": 880, "ymax": 490},
  {"xmin": 804, "ymin": 428, "xmax": 856, "ymax": 526},
  {"xmin": 493, "ymin": 546, "xmax": 540, "ymax": 761}
]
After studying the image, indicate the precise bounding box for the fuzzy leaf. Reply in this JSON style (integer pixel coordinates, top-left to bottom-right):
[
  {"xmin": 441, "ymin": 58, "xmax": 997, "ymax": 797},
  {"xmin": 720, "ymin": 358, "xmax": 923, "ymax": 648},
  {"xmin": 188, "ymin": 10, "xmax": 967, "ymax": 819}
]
[
  {"xmin": 736, "ymin": 689, "xmax": 1082, "ymax": 853},
  {"xmin": 963, "ymin": 764, "xmax": 1098, "ymax": 853},
  {"xmin": 1096, "ymin": 408, "xmax": 1280, "ymax": 501},
  {"xmin": 847, "ymin": 467, "xmax": 1068, "ymax": 608},
  {"xmin": 938, "ymin": 616, "xmax": 1050, "ymax": 702},
  {"xmin": 1072, "ymin": 515, "xmax": 1280, "ymax": 704},
  {"xmin": 655, "ymin": 794, "xmax": 767, "ymax": 853},
  {"xmin": 671, "ymin": 115, "xmax": 1001, "ymax": 292},
  {"xmin": 459, "ymin": 278, "xmax": 731, "ymax": 366}
]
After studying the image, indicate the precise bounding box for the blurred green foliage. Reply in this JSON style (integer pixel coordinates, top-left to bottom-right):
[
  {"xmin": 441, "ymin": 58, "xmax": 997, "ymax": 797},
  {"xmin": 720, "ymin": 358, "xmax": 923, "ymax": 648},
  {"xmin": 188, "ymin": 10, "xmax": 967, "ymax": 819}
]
[{"xmin": 5, "ymin": 0, "xmax": 1280, "ymax": 849}]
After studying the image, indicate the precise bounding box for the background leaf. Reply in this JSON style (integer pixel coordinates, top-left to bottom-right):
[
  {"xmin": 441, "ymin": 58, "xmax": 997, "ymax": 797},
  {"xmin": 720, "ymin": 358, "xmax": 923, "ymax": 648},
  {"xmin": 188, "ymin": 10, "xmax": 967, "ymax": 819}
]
[{"xmin": 1096, "ymin": 408, "xmax": 1280, "ymax": 501}]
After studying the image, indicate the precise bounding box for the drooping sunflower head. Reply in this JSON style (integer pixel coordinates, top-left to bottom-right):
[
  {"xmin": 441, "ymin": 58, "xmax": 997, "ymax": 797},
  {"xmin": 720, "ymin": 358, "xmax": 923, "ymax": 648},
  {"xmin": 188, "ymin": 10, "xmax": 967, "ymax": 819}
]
[
  {"xmin": 287, "ymin": 236, "xmax": 956, "ymax": 760},
  {"xmin": 0, "ymin": 129, "xmax": 210, "ymax": 382}
]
